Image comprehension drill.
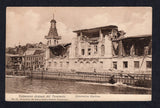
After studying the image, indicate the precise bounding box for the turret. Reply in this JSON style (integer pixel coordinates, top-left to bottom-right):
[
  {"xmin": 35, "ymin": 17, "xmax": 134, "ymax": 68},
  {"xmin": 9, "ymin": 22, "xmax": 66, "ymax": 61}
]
[{"xmin": 45, "ymin": 13, "xmax": 61, "ymax": 46}]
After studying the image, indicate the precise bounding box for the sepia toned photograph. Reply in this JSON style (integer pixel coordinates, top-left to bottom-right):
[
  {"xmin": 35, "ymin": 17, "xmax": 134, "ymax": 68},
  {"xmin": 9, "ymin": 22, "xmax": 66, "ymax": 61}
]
[{"xmin": 5, "ymin": 7, "xmax": 152, "ymax": 101}]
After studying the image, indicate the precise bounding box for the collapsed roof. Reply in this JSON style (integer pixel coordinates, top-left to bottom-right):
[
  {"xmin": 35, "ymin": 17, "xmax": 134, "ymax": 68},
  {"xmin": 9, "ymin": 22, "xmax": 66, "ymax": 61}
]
[
  {"xmin": 49, "ymin": 43, "xmax": 71, "ymax": 58},
  {"xmin": 112, "ymin": 34, "xmax": 152, "ymax": 57}
]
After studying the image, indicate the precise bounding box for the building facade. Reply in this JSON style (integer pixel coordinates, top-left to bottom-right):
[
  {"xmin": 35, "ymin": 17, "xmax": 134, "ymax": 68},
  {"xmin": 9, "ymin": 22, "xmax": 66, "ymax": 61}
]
[
  {"xmin": 45, "ymin": 14, "xmax": 152, "ymax": 74},
  {"xmin": 24, "ymin": 48, "xmax": 45, "ymax": 70}
]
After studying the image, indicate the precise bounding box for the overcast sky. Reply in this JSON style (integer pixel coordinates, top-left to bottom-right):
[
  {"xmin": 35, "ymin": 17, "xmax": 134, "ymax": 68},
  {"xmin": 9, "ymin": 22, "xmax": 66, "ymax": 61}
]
[{"xmin": 6, "ymin": 7, "xmax": 152, "ymax": 47}]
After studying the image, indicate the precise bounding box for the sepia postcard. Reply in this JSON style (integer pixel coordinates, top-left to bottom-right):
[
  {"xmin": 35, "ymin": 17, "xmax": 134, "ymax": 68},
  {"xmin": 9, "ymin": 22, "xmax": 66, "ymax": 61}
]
[{"xmin": 5, "ymin": 7, "xmax": 152, "ymax": 101}]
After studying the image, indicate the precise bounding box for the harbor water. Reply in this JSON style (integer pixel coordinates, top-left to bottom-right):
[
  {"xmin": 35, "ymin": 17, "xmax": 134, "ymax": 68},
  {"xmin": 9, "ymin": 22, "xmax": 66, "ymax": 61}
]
[{"xmin": 6, "ymin": 77, "xmax": 151, "ymax": 94}]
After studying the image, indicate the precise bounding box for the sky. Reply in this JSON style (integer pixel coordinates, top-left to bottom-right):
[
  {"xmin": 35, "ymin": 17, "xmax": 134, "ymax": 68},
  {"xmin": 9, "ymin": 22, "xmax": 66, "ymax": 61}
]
[{"xmin": 6, "ymin": 7, "xmax": 152, "ymax": 47}]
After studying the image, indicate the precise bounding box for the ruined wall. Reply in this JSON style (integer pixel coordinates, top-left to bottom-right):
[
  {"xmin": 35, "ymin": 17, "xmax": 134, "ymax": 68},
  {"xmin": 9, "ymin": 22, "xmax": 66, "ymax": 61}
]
[
  {"xmin": 66, "ymin": 28, "xmax": 114, "ymax": 72},
  {"xmin": 45, "ymin": 26, "xmax": 152, "ymax": 74},
  {"xmin": 69, "ymin": 38, "xmax": 77, "ymax": 58}
]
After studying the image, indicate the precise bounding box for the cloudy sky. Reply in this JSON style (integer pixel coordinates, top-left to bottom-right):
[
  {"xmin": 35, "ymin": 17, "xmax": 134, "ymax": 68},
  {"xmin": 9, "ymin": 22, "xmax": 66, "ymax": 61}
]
[{"xmin": 6, "ymin": 7, "xmax": 152, "ymax": 47}]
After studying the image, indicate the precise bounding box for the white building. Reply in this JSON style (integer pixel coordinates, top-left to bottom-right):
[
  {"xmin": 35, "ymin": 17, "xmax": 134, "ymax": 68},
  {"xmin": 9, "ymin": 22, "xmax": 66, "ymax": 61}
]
[{"xmin": 44, "ymin": 14, "xmax": 152, "ymax": 74}]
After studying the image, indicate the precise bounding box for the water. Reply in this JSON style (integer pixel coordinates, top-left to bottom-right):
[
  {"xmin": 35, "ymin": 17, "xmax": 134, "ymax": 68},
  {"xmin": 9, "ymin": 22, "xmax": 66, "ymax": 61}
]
[{"xmin": 6, "ymin": 77, "xmax": 151, "ymax": 94}]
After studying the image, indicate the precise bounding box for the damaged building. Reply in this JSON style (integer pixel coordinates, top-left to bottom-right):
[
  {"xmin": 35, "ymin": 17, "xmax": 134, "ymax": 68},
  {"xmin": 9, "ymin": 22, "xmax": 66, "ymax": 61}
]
[
  {"xmin": 112, "ymin": 34, "xmax": 152, "ymax": 73},
  {"xmin": 44, "ymin": 14, "xmax": 152, "ymax": 74},
  {"xmin": 45, "ymin": 14, "xmax": 71, "ymax": 72}
]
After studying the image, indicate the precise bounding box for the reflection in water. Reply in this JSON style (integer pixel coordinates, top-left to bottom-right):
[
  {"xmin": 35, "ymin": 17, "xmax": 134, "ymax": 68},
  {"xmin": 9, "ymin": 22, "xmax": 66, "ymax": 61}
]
[{"xmin": 6, "ymin": 78, "xmax": 151, "ymax": 94}]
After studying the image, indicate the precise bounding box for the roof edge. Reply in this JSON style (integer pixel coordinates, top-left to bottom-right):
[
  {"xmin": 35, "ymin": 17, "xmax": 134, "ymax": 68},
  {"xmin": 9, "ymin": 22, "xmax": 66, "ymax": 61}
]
[{"xmin": 73, "ymin": 25, "xmax": 118, "ymax": 33}]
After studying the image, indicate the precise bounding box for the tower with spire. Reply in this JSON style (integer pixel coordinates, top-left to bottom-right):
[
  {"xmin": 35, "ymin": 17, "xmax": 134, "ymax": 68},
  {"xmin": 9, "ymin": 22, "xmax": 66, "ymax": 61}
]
[{"xmin": 45, "ymin": 13, "xmax": 61, "ymax": 46}]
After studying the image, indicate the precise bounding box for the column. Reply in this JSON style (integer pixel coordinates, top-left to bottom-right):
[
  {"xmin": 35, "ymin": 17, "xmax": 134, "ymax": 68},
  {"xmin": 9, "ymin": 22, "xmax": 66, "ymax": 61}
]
[
  {"xmin": 98, "ymin": 29, "xmax": 103, "ymax": 57},
  {"xmin": 69, "ymin": 38, "xmax": 76, "ymax": 58},
  {"xmin": 45, "ymin": 48, "xmax": 50, "ymax": 60},
  {"xmin": 105, "ymin": 35, "xmax": 112, "ymax": 58},
  {"xmin": 130, "ymin": 44, "xmax": 135, "ymax": 56},
  {"xmin": 91, "ymin": 45, "xmax": 94, "ymax": 57},
  {"xmin": 78, "ymin": 32, "xmax": 82, "ymax": 57},
  {"xmin": 99, "ymin": 29, "xmax": 103, "ymax": 41},
  {"xmin": 118, "ymin": 40, "xmax": 123, "ymax": 56},
  {"xmin": 85, "ymin": 43, "xmax": 88, "ymax": 57},
  {"xmin": 98, "ymin": 43, "xmax": 101, "ymax": 57}
]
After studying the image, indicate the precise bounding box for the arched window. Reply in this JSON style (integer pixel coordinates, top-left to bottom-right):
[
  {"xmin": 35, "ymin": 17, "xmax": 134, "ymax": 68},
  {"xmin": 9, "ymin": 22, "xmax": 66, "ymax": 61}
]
[
  {"xmin": 88, "ymin": 48, "xmax": 91, "ymax": 55},
  {"xmin": 54, "ymin": 40, "xmax": 56, "ymax": 45},
  {"xmin": 94, "ymin": 45, "xmax": 98, "ymax": 54},
  {"xmin": 81, "ymin": 49, "xmax": 85, "ymax": 55},
  {"xmin": 101, "ymin": 45, "xmax": 105, "ymax": 56},
  {"xmin": 60, "ymin": 62, "xmax": 63, "ymax": 67},
  {"xmin": 66, "ymin": 62, "xmax": 69, "ymax": 67},
  {"xmin": 80, "ymin": 61, "xmax": 83, "ymax": 64},
  {"xmin": 93, "ymin": 61, "xmax": 97, "ymax": 64},
  {"xmin": 48, "ymin": 62, "xmax": 51, "ymax": 66},
  {"xmin": 100, "ymin": 61, "xmax": 103, "ymax": 68},
  {"xmin": 54, "ymin": 62, "xmax": 57, "ymax": 67},
  {"xmin": 86, "ymin": 61, "xmax": 90, "ymax": 64},
  {"xmin": 80, "ymin": 61, "xmax": 83, "ymax": 68},
  {"xmin": 93, "ymin": 61, "xmax": 97, "ymax": 70}
]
